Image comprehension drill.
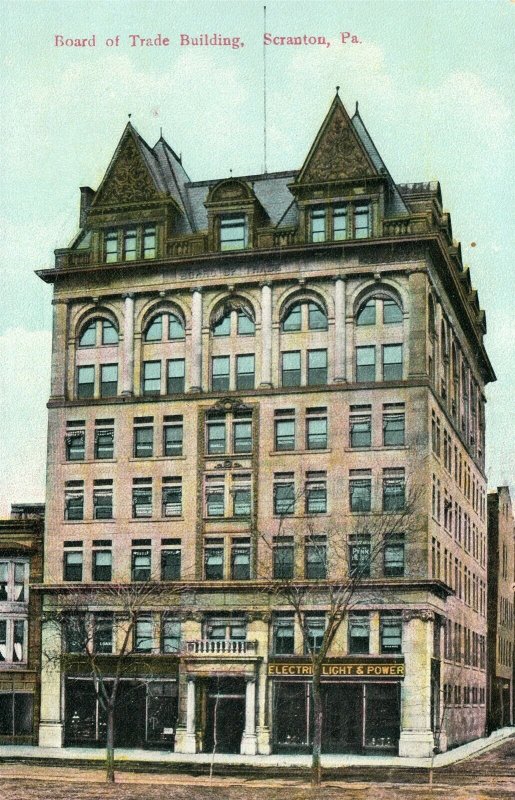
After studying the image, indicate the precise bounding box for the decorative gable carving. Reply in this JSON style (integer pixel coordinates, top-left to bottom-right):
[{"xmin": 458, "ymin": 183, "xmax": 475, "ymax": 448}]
[
  {"xmin": 299, "ymin": 98, "xmax": 377, "ymax": 184},
  {"xmin": 95, "ymin": 133, "xmax": 160, "ymax": 206}
]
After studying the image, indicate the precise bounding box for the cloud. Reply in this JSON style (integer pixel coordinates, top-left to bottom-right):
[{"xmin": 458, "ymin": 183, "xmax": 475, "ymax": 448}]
[{"xmin": 0, "ymin": 328, "xmax": 51, "ymax": 515}]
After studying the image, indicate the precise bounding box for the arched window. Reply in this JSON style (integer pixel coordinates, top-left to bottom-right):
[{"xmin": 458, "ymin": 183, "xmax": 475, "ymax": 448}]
[
  {"xmin": 78, "ymin": 317, "xmax": 118, "ymax": 347},
  {"xmin": 210, "ymin": 303, "xmax": 255, "ymax": 337},
  {"xmin": 281, "ymin": 301, "xmax": 327, "ymax": 332},
  {"xmin": 356, "ymin": 296, "xmax": 402, "ymax": 326},
  {"xmin": 144, "ymin": 312, "xmax": 185, "ymax": 342}
]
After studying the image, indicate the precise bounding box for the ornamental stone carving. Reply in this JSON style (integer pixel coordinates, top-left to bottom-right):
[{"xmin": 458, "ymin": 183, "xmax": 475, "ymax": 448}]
[
  {"xmin": 303, "ymin": 104, "xmax": 373, "ymax": 183},
  {"xmin": 402, "ymin": 609, "xmax": 435, "ymax": 623},
  {"xmin": 96, "ymin": 135, "xmax": 159, "ymax": 205}
]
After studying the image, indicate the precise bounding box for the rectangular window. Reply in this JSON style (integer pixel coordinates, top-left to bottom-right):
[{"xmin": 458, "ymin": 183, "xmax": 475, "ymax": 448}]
[
  {"xmin": 65, "ymin": 422, "xmax": 85, "ymax": 461},
  {"xmin": 64, "ymin": 484, "xmax": 84, "ymax": 521},
  {"xmin": 135, "ymin": 616, "xmax": 154, "ymax": 653},
  {"xmin": 354, "ymin": 203, "xmax": 371, "ymax": 238},
  {"xmin": 282, "ymin": 304, "xmax": 301, "ymax": 332},
  {"xmin": 233, "ymin": 479, "xmax": 251, "ymax": 517},
  {"xmin": 207, "ymin": 418, "xmax": 226, "ymax": 454},
  {"xmin": 275, "ymin": 410, "xmax": 295, "ymax": 451},
  {"xmin": 132, "ymin": 481, "xmax": 152, "ymax": 518},
  {"xmin": 0, "ymin": 621, "xmax": 26, "ymax": 664},
  {"xmin": 0, "ymin": 693, "xmax": 33, "ymax": 734},
  {"xmin": 305, "ymin": 536, "xmax": 327, "ymax": 579},
  {"xmin": 273, "ymin": 614, "xmax": 294, "ymax": 655},
  {"xmin": 356, "ymin": 346, "xmax": 375, "ymax": 382},
  {"xmin": 162, "ymin": 479, "xmax": 182, "ymax": 517},
  {"xmin": 231, "ymin": 539, "xmax": 251, "ymax": 580},
  {"xmin": 307, "ymin": 349, "xmax": 327, "ymax": 386},
  {"xmin": 105, "ymin": 230, "xmax": 118, "ymax": 262},
  {"xmin": 63, "ymin": 549, "xmax": 83, "ymax": 582},
  {"xmin": 143, "ymin": 224, "xmax": 156, "ymax": 259},
  {"xmin": 310, "ymin": 206, "xmax": 326, "ymax": 242},
  {"xmin": 0, "ymin": 561, "xmax": 27, "ymax": 602},
  {"xmin": 308, "ymin": 303, "xmax": 328, "ymax": 330},
  {"xmin": 237, "ymin": 310, "xmax": 255, "ymax": 335},
  {"xmin": 167, "ymin": 359, "xmax": 185, "ymax": 394},
  {"xmin": 142, "ymin": 361, "xmax": 161, "ymax": 396},
  {"xmin": 382, "ymin": 344, "xmax": 403, "ymax": 381},
  {"xmin": 204, "ymin": 540, "xmax": 224, "ymax": 580},
  {"xmin": 305, "ymin": 472, "xmax": 327, "ymax": 514},
  {"xmin": 349, "ymin": 534, "xmax": 371, "ymax": 578},
  {"xmin": 383, "ymin": 405, "xmax": 405, "ymax": 446},
  {"xmin": 206, "ymin": 477, "xmax": 224, "ymax": 517},
  {"xmin": 134, "ymin": 421, "xmax": 154, "ymax": 458},
  {"xmin": 100, "ymin": 364, "xmax": 118, "ymax": 398},
  {"xmin": 123, "ymin": 227, "xmax": 137, "ymax": 261},
  {"xmin": 162, "ymin": 618, "xmax": 181, "ymax": 653},
  {"xmin": 163, "ymin": 416, "xmax": 183, "ymax": 456},
  {"xmin": 333, "ymin": 204, "xmax": 348, "ymax": 240},
  {"xmin": 273, "ymin": 537, "xmax": 294, "ymax": 579},
  {"xmin": 281, "ymin": 351, "xmax": 301, "ymax": 387},
  {"xmin": 384, "ymin": 535, "xmax": 405, "ymax": 577},
  {"xmin": 212, "ymin": 356, "xmax": 230, "ymax": 391},
  {"xmin": 92, "ymin": 549, "xmax": 112, "ymax": 581},
  {"xmin": 305, "ymin": 614, "xmax": 326, "ymax": 654},
  {"xmin": 93, "ymin": 483, "xmax": 113, "ymax": 520},
  {"xmin": 350, "ymin": 407, "xmax": 372, "ymax": 448},
  {"xmin": 383, "ymin": 469, "xmax": 405, "ymax": 511},
  {"xmin": 161, "ymin": 543, "xmax": 181, "ymax": 581},
  {"xmin": 220, "ymin": 214, "xmax": 246, "ymax": 251},
  {"xmin": 94, "ymin": 614, "xmax": 113, "ymax": 653},
  {"xmin": 306, "ymin": 408, "xmax": 327, "ymax": 450},
  {"xmin": 349, "ymin": 613, "xmax": 370, "ymax": 654},
  {"xmin": 131, "ymin": 548, "xmax": 151, "ymax": 582},
  {"xmin": 383, "ymin": 299, "xmax": 403, "ymax": 324},
  {"xmin": 236, "ymin": 354, "xmax": 255, "ymax": 390},
  {"xmin": 349, "ymin": 472, "xmax": 372, "ymax": 512},
  {"xmin": 274, "ymin": 474, "xmax": 295, "ymax": 516},
  {"xmin": 380, "ymin": 614, "xmax": 402, "ymax": 654},
  {"xmin": 94, "ymin": 421, "xmax": 114, "ymax": 459},
  {"xmin": 77, "ymin": 365, "xmax": 95, "ymax": 399},
  {"xmin": 233, "ymin": 416, "xmax": 252, "ymax": 453}
]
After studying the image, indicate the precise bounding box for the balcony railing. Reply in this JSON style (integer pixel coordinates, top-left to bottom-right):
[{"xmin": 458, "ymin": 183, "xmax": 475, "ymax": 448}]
[{"xmin": 184, "ymin": 639, "xmax": 258, "ymax": 655}]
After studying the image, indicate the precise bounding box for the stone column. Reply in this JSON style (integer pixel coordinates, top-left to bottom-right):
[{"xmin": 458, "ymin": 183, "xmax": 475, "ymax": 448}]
[
  {"xmin": 50, "ymin": 299, "xmax": 68, "ymax": 401},
  {"xmin": 333, "ymin": 276, "xmax": 346, "ymax": 383},
  {"xmin": 38, "ymin": 617, "xmax": 64, "ymax": 747},
  {"xmin": 179, "ymin": 676, "xmax": 197, "ymax": 753},
  {"xmin": 121, "ymin": 293, "xmax": 134, "ymax": 396},
  {"xmin": 189, "ymin": 288, "xmax": 203, "ymax": 392},
  {"xmin": 407, "ymin": 270, "xmax": 427, "ymax": 379},
  {"xmin": 260, "ymin": 282, "xmax": 272, "ymax": 387},
  {"xmin": 241, "ymin": 676, "xmax": 258, "ymax": 754},
  {"xmin": 398, "ymin": 609, "xmax": 435, "ymax": 757}
]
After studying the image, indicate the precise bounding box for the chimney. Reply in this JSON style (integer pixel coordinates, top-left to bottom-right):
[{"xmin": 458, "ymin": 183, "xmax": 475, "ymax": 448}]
[{"xmin": 79, "ymin": 186, "xmax": 95, "ymax": 227}]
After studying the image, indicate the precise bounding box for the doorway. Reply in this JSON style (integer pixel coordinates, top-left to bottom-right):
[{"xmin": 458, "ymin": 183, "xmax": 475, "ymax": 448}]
[
  {"xmin": 322, "ymin": 684, "xmax": 363, "ymax": 753},
  {"xmin": 203, "ymin": 677, "xmax": 245, "ymax": 753}
]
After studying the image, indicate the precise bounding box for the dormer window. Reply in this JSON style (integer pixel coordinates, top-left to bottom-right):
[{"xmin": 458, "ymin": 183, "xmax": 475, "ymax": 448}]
[
  {"xmin": 104, "ymin": 224, "xmax": 157, "ymax": 262},
  {"xmin": 220, "ymin": 214, "xmax": 246, "ymax": 251},
  {"xmin": 309, "ymin": 202, "xmax": 371, "ymax": 243}
]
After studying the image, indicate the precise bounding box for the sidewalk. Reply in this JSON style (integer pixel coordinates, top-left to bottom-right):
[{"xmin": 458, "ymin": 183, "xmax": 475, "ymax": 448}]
[{"xmin": 0, "ymin": 727, "xmax": 513, "ymax": 772}]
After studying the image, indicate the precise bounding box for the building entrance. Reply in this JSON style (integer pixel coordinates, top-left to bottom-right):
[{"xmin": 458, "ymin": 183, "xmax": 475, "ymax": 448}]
[{"xmin": 203, "ymin": 677, "xmax": 245, "ymax": 753}]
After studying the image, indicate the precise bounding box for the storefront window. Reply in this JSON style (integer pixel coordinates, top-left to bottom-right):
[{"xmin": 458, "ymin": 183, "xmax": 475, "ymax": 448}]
[
  {"xmin": 364, "ymin": 683, "xmax": 400, "ymax": 749},
  {"xmin": 273, "ymin": 682, "xmax": 311, "ymax": 751}
]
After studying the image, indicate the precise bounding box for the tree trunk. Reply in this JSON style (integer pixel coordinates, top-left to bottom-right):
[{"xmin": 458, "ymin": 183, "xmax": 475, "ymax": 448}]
[
  {"xmin": 311, "ymin": 670, "xmax": 323, "ymax": 787},
  {"xmin": 106, "ymin": 705, "xmax": 115, "ymax": 783}
]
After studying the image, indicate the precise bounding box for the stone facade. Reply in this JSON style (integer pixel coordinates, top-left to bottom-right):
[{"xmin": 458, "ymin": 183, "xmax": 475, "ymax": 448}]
[{"xmin": 37, "ymin": 94, "xmax": 495, "ymax": 757}]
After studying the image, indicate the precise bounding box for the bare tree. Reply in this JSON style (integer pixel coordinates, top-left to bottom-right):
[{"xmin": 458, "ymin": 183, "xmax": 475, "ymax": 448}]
[
  {"xmin": 42, "ymin": 581, "xmax": 187, "ymax": 783},
  {"xmin": 257, "ymin": 479, "xmax": 423, "ymax": 787}
]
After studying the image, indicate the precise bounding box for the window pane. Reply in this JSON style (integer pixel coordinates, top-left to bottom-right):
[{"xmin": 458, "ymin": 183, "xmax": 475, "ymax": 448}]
[
  {"xmin": 66, "ymin": 431, "xmax": 85, "ymax": 461},
  {"xmin": 100, "ymin": 364, "xmax": 117, "ymax": 397},
  {"xmin": 79, "ymin": 321, "xmax": 96, "ymax": 347},
  {"xmin": 162, "ymin": 487, "xmax": 182, "ymax": 517},
  {"xmin": 274, "ymin": 483, "xmax": 295, "ymax": 515},
  {"xmin": 105, "ymin": 231, "xmax": 118, "ymax": 263},
  {"xmin": 274, "ymin": 618, "xmax": 294, "ymax": 654},
  {"xmin": 236, "ymin": 355, "xmax": 254, "ymax": 390},
  {"xmin": 231, "ymin": 546, "xmax": 250, "ymax": 580},
  {"xmin": 134, "ymin": 426, "xmax": 153, "ymax": 457},
  {"xmin": 207, "ymin": 422, "xmax": 226, "ymax": 454},
  {"xmin": 93, "ymin": 551, "xmax": 112, "ymax": 581},
  {"xmin": 135, "ymin": 619, "xmax": 153, "ymax": 651},
  {"xmin": 308, "ymin": 303, "xmax": 327, "ymax": 330},
  {"xmin": 168, "ymin": 314, "xmax": 185, "ymax": 340},
  {"xmin": 383, "ymin": 299, "xmax": 402, "ymax": 324},
  {"xmin": 237, "ymin": 311, "xmax": 255, "ymax": 335},
  {"xmin": 310, "ymin": 207, "xmax": 326, "ymax": 242},
  {"xmin": 95, "ymin": 429, "xmax": 114, "ymax": 459},
  {"xmin": 161, "ymin": 549, "xmax": 181, "ymax": 580},
  {"xmin": 167, "ymin": 359, "xmax": 185, "ymax": 393},
  {"xmin": 162, "ymin": 620, "xmax": 181, "ymax": 652},
  {"xmin": 273, "ymin": 544, "xmax": 294, "ymax": 579},
  {"xmin": 306, "ymin": 544, "xmax": 327, "ymax": 579},
  {"xmin": 383, "ymin": 415, "xmax": 405, "ymax": 446},
  {"xmin": 306, "ymin": 483, "xmax": 327, "ymax": 514},
  {"xmin": 64, "ymin": 552, "xmax": 83, "ymax": 581},
  {"xmin": 132, "ymin": 551, "xmax": 151, "ymax": 581},
  {"xmin": 132, "ymin": 489, "xmax": 152, "ymax": 518},
  {"xmin": 233, "ymin": 421, "xmax": 252, "ymax": 453},
  {"xmin": 356, "ymin": 346, "xmax": 375, "ymax": 382},
  {"xmin": 275, "ymin": 420, "xmax": 295, "ymax": 451},
  {"xmin": 220, "ymin": 215, "xmax": 246, "ymax": 251},
  {"xmin": 307, "ymin": 417, "xmax": 327, "ymax": 449},
  {"xmin": 124, "ymin": 228, "xmax": 137, "ymax": 261},
  {"xmin": 206, "ymin": 488, "xmax": 224, "ymax": 517},
  {"xmin": 145, "ymin": 316, "xmax": 162, "ymax": 342},
  {"xmin": 212, "ymin": 356, "xmax": 230, "ymax": 391},
  {"xmin": 282, "ymin": 304, "xmax": 301, "ymax": 332},
  {"xmin": 102, "ymin": 320, "xmax": 118, "ymax": 345},
  {"xmin": 93, "ymin": 491, "xmax": 113, "ymax": 519},
  {"xmin": 383, "ymin": 345, "xmax": 403, "ymax": 381},
  {"xmin": 164, "ymin": 424, "xmax": 183, "ymax": 456},
  {"xmin": 233, "ymin": 488, "xmax": 251, "ymax": 517},
  {"xmin": 205, "ymin": 548, "xmax": 224, "ymax": 579},
  {"xmin": 143, "ymin": 225, "xmax": 156, "ymax": 259},
  {"xmin": 349, "ymin": 614, "xmax": 370, "ymax": 653},
  {"xmin": 333, "ymin": 204, "xmax": 348, "ymax": 240},
  {"xmin": 281, "ymin": 351, "xmax": 301, "ymax": 387},
  {"xmin": 355, "ymin": 203, "xmax": 370, "ymax": 238},
  {"xmin": 77, "ymin": 366, "xmax": 95, "ymax": 398},
  {"xmin": 307, "ymin": 349, "xmax": 327, "ymax": 385},
  {"xmin": 213, "ymin": 313, "xmax": 231, "ymax": 336},
  {"xmin": 350, "ymin": 418, "xmax": 371, "ymax": 448},
  {"xmin": 381, "ymin": 617, "xmax": 402, "ymax": 653},
  {"xmin": 143, "ymin": 361, "xmax": 161, "ymax": 395},
  {"xmin": 384, "ymin": 542, "xmax": 404, "ymax": 577},
  {"xmin": 357, "ymin": 300, "xmax": 376, "ymax": 326},
  {"xmin": 349, "ymin": 480, "xmax": 371, "ymax": 512}
]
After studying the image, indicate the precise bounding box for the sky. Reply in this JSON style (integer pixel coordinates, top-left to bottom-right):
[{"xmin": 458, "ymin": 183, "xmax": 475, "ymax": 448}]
[{"xmin": 0, "ymin": 0, "xmax": 513, "ymax": 513}]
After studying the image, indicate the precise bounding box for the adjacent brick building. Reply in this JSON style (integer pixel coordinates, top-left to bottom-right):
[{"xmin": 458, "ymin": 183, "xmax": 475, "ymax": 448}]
[{"xmin": 37, "ymin": 93, "xmax": 495, "ymax": 756}]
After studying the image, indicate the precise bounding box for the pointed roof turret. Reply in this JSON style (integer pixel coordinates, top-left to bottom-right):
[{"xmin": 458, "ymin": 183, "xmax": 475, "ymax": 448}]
[{"xmin": 295, "ymin": 93, "xmax": 378, "ymax": 185}]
